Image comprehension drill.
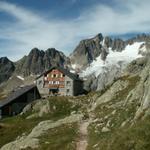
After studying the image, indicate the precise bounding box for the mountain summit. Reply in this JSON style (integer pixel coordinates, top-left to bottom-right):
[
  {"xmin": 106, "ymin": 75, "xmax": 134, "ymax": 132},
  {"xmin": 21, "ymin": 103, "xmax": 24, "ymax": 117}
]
[
  {"xmin": 0, "ymin": 57, "xmax": 15, "ymax": 83},
  {"xmin": 14, "ymin": 48, "xmax": 70, "ymax": 77},
  {"xmin": 0, "ymin": 33, "xmax": 150, "ymax": 85},
  {"xmin": 70, "ymin": 33, "xmax": 150, "ymax": 70}
]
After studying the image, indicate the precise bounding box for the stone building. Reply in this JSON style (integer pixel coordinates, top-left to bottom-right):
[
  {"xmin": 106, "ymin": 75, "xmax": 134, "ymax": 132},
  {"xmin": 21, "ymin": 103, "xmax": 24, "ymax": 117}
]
[{"xmin": 36, "ymin": 66, "xmax": 83, "ymax": 96}]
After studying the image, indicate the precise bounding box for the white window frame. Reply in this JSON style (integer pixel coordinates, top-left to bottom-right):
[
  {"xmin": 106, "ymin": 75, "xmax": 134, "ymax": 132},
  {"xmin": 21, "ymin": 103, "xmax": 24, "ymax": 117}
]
[{"xmin": 49, "ymin": 81, "xmax": 53, "ymax": 84}]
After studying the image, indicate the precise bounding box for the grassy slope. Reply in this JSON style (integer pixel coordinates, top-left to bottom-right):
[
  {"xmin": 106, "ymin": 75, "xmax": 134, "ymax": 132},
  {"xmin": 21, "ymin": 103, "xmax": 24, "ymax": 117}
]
[
  {"xmin": 87, "ymin": 75, "xmax": 149, "ymax": 150},
  {"xmin": 38, "ymin": 123, "xmax": 78, "ymax": 150},
  {"xmin": 0, "ymin": 75, "xmax": 150, "ymax": 150},
  {"xmin": 88, "ymin": 116, "xmax": 150, "ymax": 150},
  {"xmin": 0, "ymin": 96, "xmax": 82, "ymax": 148},
  {"xmin": 0, "ymin": 116, "xmax": 44, "ymax": 148}
]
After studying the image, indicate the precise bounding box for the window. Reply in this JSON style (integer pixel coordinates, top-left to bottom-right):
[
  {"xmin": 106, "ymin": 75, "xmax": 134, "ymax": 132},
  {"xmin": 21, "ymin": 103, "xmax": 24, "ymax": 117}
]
[
  {"xmin": 56, "ymin": 81, "xmax": 60, "ymax": 84},
  {"xmin": 66, "ymin": 89, "xmax": 70, "ymax": 93},
  {"xmin": 52, "ymin": 81, "xmax": 60, "ymax": 85},
  {"xmin": 66, "ymin": 81, "xmax": 71, "ymax": 86},
  {"xmin": 49, "ymin": 81, "xmax": 53, "ymax": 84},
  {"xmin": 53, "ymin": 74, "xmax": 56, "ymax": 78}
]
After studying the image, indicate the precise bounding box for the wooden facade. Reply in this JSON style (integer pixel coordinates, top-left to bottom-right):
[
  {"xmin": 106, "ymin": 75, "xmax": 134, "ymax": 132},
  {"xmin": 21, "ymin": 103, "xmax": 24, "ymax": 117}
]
[{"xmin": 44, "ymin": 69, "xmax": 65, "ymax": 89}]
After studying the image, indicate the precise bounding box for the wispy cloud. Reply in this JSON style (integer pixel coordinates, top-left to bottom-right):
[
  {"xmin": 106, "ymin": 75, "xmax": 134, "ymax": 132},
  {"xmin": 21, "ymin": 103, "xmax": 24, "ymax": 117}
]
[{"xmin": 0, "ymin": 0, "xmax": 150, "ymax": 61}]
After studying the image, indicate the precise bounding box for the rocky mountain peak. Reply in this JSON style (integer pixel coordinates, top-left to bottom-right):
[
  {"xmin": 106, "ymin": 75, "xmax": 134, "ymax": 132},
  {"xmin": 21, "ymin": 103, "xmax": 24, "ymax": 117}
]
[
  {"xmin": 70, "ymin": 34, "xmax": 104, "ymax": 68},
  {"xmin": 0, "ymin": 57, "xmax": 10, "ymax": 64},
  {"xmin": 70, "ymin": 34, "xmax": 150, "ymax": 69},
  {"xmin": 93, "ymin": 33, "xmax": 103, "ymax": 42},
  {"xmin": 112, "ymin": 38, "xmax": 126, "ymax": 51},
  {"xmin": 29, "ymin": 48, "xmax": 44, "ymax": 57},
  {"xmin": 15, "ymin": 48, "xmax": 70, "ymax": 76},
  {"xmin": 0, "ymin": 57, "xmax": 15, "ymax": 84}
]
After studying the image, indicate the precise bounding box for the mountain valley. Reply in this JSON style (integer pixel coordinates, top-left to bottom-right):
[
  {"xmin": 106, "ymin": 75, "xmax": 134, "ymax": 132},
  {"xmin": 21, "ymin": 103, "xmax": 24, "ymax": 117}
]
[{"xmin": 0, "ymin": 33, "xmax": 150, "ymax": 150}]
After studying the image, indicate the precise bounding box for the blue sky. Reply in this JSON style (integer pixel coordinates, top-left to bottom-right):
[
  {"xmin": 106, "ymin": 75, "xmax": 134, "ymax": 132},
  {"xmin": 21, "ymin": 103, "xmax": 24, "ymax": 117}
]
[{"xmin": 0, "ymin": 0, "xmax": 150, "ymax": 61}]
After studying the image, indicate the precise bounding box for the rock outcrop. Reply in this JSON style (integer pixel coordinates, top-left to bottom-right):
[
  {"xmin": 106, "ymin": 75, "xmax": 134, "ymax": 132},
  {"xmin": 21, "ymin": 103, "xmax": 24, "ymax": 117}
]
[
  {"xmin": 0, "ymin": 57, "xmax": 15, "ymax": 84},
  {"xmin": 70, "ymin": 33, "xmax": 150, "ymax": 69},
  {"xmin": 70, "ymin": 34, "xmax": 103, "ymax": 68},
  {"xmin": 15, "ymin": 48, "xmax": 70, "ymax": 76},
  {"xmin": 1, "ymin": 114, "xmax": 83, "ymax": 150}
]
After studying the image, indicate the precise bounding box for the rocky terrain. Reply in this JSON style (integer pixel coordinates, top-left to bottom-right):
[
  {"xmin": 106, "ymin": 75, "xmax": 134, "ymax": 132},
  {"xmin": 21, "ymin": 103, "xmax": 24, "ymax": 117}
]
[
  {"xmin": 0, "ymin": 48, "xmax": 70, "ymax": 84},
  {"xmin": 0, "ymin": 57, "xmax": 15, "ymax": 84},
  {"xmin": 0, "ymin": 53, "xmax": 150, "ymax": 149},
  {"xmin": 70, "ymin": 33, "xmax": 150, "ymax": 69},
  {"xmin": 73, "ymin": 34, "xmax": 150, "ymax": 92},
  {"xmin": 0, "ymin": 33, "xmax": 150, "ymax": 87},
  {"xmin": 0, "ymin": 33, "xmax": 150, "ymax": 149},
  {"xmin": 15, "ymin": 48, "xmax": 70, "ymax": 76}
]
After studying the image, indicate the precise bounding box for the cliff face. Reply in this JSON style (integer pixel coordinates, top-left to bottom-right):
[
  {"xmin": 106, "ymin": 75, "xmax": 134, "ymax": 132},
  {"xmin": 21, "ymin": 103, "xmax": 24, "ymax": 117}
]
[
  {"xmin": 15, "ymin": 48, "xmax": 70, "ymax": 76},
  {"xmin": 70, "ymin": 34, "xmax": 103, "ymax": 68},
  {"xmin": 70, "ymin": 33, "xmax": 150, "ymax": 69},
  {"xmin": 1, "ymin": 33, "xmax": 150, "ymax": 85},
  {"xmin": 0, "ymin": 57, "xmax": 15, "ymax": 83},
  {"xmin": 0, "ymin": 33, "xmax": 150, "ymax": 149},
  {"xmin": 1, "ymin": 55, "xmax": 150, "ymax": 150}
]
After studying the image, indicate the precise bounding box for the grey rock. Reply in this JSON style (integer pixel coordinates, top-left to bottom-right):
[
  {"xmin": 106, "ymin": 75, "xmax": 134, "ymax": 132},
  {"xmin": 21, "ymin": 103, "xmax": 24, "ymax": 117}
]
[
  {"xmin": 0, "ymin": 57, "xmax": 15, "ymax": 84},
  {"xmin": 15, "ymin": 48, "xmax": 70, "ymax": 76},
  {"xmin": 70, "ymin": 34, "xmax": 103, "ymax": 68},
  {"xmin": 1, "ymin": 114, "xmax": 83, "ymax": 150},
  {"xmin": 21, "ymin": 99, "xmax": 51, "ymax": 118},
  {"xmin": 101, "ymin": 127, "xmax": 110, "ymax": 132},
  {"xmin": 21, "ymin": 103, "xmax": 33, "ymax": 115},
  {"xmin": 112, "ymin": 38, "xmax": 126, "ymax": 51}
]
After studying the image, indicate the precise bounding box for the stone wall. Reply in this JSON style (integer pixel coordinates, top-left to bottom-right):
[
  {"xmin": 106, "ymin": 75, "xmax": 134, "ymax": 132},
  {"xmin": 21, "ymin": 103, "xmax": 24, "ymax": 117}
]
[
  {"xmin": 36, "ymin": 76, "xmax": 49, "ymax": 95},
  {"xmin": 65, "ymin": 76, "xmax": 74, "ymax": 96}
]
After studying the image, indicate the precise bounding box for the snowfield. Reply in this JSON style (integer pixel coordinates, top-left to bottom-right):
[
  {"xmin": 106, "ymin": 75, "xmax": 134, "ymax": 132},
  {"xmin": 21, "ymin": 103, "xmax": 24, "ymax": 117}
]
[
  {"xmin": 17, "ymin": 76, "xmax": 25, "ymax": 81},
  {"xmin": 80, "ymin": 42, "xmax": 145, "ymax": 77}
]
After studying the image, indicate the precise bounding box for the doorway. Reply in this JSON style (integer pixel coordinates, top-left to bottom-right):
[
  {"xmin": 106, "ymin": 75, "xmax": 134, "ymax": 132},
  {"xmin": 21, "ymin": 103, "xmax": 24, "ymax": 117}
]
[{"xmin": 49, "ymin": 88, "xmax": 59, "ymax": 96}]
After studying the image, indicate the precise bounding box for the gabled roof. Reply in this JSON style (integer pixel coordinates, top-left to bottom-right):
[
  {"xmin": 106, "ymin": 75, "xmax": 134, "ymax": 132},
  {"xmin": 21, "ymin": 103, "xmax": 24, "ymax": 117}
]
[
  {"xmin": 36, "ymin": 66, "xmax": 82, "ymax": 81},
  {"xmin": 0, "ymin": 85, "xmax": 37, "ymax": 108}
]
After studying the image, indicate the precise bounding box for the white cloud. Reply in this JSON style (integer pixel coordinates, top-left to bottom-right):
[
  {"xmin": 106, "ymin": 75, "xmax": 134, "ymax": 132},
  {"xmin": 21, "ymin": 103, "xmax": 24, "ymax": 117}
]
[{"xmin": 0, "ymin": 0, "xmax": 150, "ymax": 61}]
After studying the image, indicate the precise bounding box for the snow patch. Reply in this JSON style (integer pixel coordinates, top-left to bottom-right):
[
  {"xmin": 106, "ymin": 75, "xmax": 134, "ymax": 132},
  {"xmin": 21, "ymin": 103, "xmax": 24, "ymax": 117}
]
[
  {"xmin": 17, "ymin": 76, "xmax": 25, "ymax": 81},
  {"xmin": 70, "ymin": 70, "xmax": 76, "ymax": 73},
  {"xmin": 80, "ymin": 42, "xmax": 145, "ymax": 77},
  {"xmin": 100, "ymin": 37, "xmax": 105, "ymax": 46},
  {"xmin": 72, "ymin": 64, "xmax": 77, "ymax": 69}
]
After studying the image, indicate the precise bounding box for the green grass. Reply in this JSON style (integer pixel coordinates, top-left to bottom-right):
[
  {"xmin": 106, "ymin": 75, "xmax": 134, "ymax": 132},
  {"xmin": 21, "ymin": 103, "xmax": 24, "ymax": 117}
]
[
  {"xmin": 87, "ymin": 75, "xmax": 148, "ymax": 150},
  {"xmin": 0, "ymin": 74, "xmax": 143, "ymax": 150},
  {"xmin": 94, "ymin": 75, "xmax": 140, "ymax": 125},
  {"xmin": 112, "ymin": 75, "xmax": 140, "ymax": 102},
  {"xmin": 0, "ymin": 115, "xmax": 47, "ymax": 148},
  {"xmin": 0, "ymin": 96, "xmax": 81, "ymax": 148},
  {"xmin": 108, "ymin": 116, "xmax": 150, "ymax": 150},
  {"xmin": 47, "ymin": 96, "xmax": 81, "ymax": 120},
  {"xmin": 87, "ymin": 116, "xmax": 150, "ymax": 150},
  {"xmin": 38, "ymin": 123, "xmax": 78, "ymax": 150}
]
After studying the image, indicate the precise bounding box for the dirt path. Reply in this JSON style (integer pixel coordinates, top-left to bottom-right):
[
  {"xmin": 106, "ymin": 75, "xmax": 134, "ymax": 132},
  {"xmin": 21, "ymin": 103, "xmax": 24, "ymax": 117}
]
[{"xmin": 76, "ymin": 121, "xmax": 90, "ymax": 150}]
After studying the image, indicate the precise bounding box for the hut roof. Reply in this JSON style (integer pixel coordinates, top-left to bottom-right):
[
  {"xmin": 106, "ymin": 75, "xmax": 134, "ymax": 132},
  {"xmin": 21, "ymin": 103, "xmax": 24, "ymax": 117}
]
[
  {"xmin": 0, "ymin": 85, "xmax": 37, "ymax": 108},
  {"xmin": 36, "ymin": 66, "xmax": 82, "ymax": 81}
]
